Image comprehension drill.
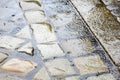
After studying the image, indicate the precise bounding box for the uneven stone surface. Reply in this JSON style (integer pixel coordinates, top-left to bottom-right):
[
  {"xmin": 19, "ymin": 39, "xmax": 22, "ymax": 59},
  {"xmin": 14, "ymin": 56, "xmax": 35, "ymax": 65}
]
[
  {"xmin": 56, "ymin": 23, "xmax": 91, "ymax": 40},
  {"xmin": 19, "ymin": 1, "xmax": 42, "ymax": 10},
  {"xmin": 61, "ymin": 38, "xmax": 96, "ymax": 57},
  {"xmin": 18, "ymin": 42, "xmax": 33, "ymax": 55},
  {"xmin": 71, "ymin": 0, "xmax": 120, "ymax": 65},
  {"xmin": 31, "ymin": 23, "xmax": 57, "ymax": 43},
  {"xmin": 49, "ymin": 12, "xmax": 74, "ymax": 27},
  {"xmin": 0, "ymin": 58, "xmax": 37, "ymax": 74},
  {"xmin": 25, "ymin": 10, "xmax": 46, "ymax": 23},
  {"xmin": 0, "ymin": 52, "xmax": 8, "ymax": 63},
  {"xmin": 42, "ymin": 0, "xmax": 92, "ymax": 40},
  {"xmin": 45, "ymin": 58, "xmax": 76, "ymax": 76},
  {"xmin": 74, "ymin": 55, "xmax": 108, "ymax": 75},
  {"xmin": 0, "ymin": 36, "xmax": 25, "ymax": 50},
  {"xmin": 87, "ymin": 74, "xmax": 116, "ymax": 80},
  {"xmin": 37, "ymin": 42, "xmax": 64, "ymax": 59},
  {"xmin": 15, "ymin": 25, "xmax": 31, "ymax": 39},
  {"xmin": 33, "ymin": 67, "xmax": 51, "ymax": 80},
  {"xmin": 0, "ymin": 0, "xmax": 119, "ymax": 80}
]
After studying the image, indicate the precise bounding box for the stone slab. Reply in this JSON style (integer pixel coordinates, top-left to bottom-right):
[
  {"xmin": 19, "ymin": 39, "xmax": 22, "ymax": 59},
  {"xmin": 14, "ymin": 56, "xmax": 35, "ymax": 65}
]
[
  {"xmin": 74, "ymin": 55, "xmax": 108, "ymax": 75},
  {"xmin": 71, "ymin": 0, "xmax": 120, "ymax": 65},
  {"xmin": 45, "ymin": 58, "xmax": 76, "ymax": 76},
  {"xmin": 37, "ymin": 42, "xmax": 64, "ymax": 59},
  {"xmin": 31, "ymin": 23, "xmax": 57, "ymax": 43}
]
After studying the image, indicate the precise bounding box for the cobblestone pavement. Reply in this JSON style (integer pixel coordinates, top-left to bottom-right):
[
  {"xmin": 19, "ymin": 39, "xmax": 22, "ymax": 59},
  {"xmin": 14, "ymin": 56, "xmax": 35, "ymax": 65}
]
[{"xmin": 0, "ymin": 0, "xmax": 120, "ymax": 80}]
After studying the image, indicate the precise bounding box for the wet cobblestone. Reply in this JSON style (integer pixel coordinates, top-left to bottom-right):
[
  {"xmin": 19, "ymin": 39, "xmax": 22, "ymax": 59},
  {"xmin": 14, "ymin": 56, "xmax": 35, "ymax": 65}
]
[{"xmin": 0, "ymin": 0, "xmax": 120, "ymax": 80}]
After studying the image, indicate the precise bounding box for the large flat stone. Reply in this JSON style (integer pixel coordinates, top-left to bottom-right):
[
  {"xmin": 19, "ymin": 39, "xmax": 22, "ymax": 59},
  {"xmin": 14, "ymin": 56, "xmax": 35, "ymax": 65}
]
[
  {"xmin": 71, "ymin": 0, "xmax": 120, "ymax": 65},
  {"xmin": 25, "ymin": 10, "xmax": 46, "ymax": 23},
  {"xmin": 56, "ymin": 22, "xmax": 91, "ymax": 40},
  {"xmin": 45, "ymin": 58, "xmax": 76, "ymax": 76},
  {"xmin": 74, "ymin": 55, "xmax": 108, "ymax": 75},
  {"xmin": 19, "ymin": 1, "xmax": 42, "ymax": 10},
  {"xmin": 0, "ymin": 58, "xmax": 37, "ymax": 74},
  {"xmin": 31, "ymin": 23, "xmax": 57, "ymax": 43},
  {"xmin": 16, "ymin": 25, "xmax": 31, "ymax": 39},
  {"xmin": 37, "ymin": 42, "xmax": 64, "ymax": 59},
  {"xmin": 49, "ymin": 12, "xmax": 74, "ymax": 27},
  {"xmin": 18, "ymin": 42, "xmax": 33, "ymax": 55},
  {"xmin": 0, "ymin": 36, "xmax": 25, "ymax": 50}
]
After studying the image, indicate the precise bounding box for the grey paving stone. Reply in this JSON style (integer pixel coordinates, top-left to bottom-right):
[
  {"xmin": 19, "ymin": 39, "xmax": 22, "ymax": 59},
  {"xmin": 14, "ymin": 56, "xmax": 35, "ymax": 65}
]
[
  {"xmin": 56, "ymin": 21, "xmax": 91, "ymax": 40},
  {"xmin": 45, "ymin": 58, "xmax": 76, "ymax": 76},
  {"xmin": 18, "ymin": 42, "xmax": 33, "ymax": 55},
  {"xmin": 61, "ymin": 38, "xmax": 96, "ymax": 57},
  {"xmin": 31, "ymin": 23, "xmax": 57, "ymax": 43},
  {"xmin": 0, "ymin": 0, "xmax": 119, "ymax": 79},
  {"xmin": 74, "ymin": 55, "xmax": 108, "ymax": 75},
  {"xmin": 19, "ymin": 1, "xmax": 42, "ymax": 10},
  {"xmin": 0, "ymin": 36, "xmax": 25, "ymax": 50},
  {"xmin": 25, "ymin": 10, "xmax": 47, "ymax": 23},
  {"xmin": 49, "ymin": 12, "xmax": 75, "ymax": 27},
  {"xmin": 15, "ymin": 25, "xmax": 31, "ymax": 39},
  {"xmin": 37, "ymin": 42, "xmax": 64, "ymax": 59}
]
